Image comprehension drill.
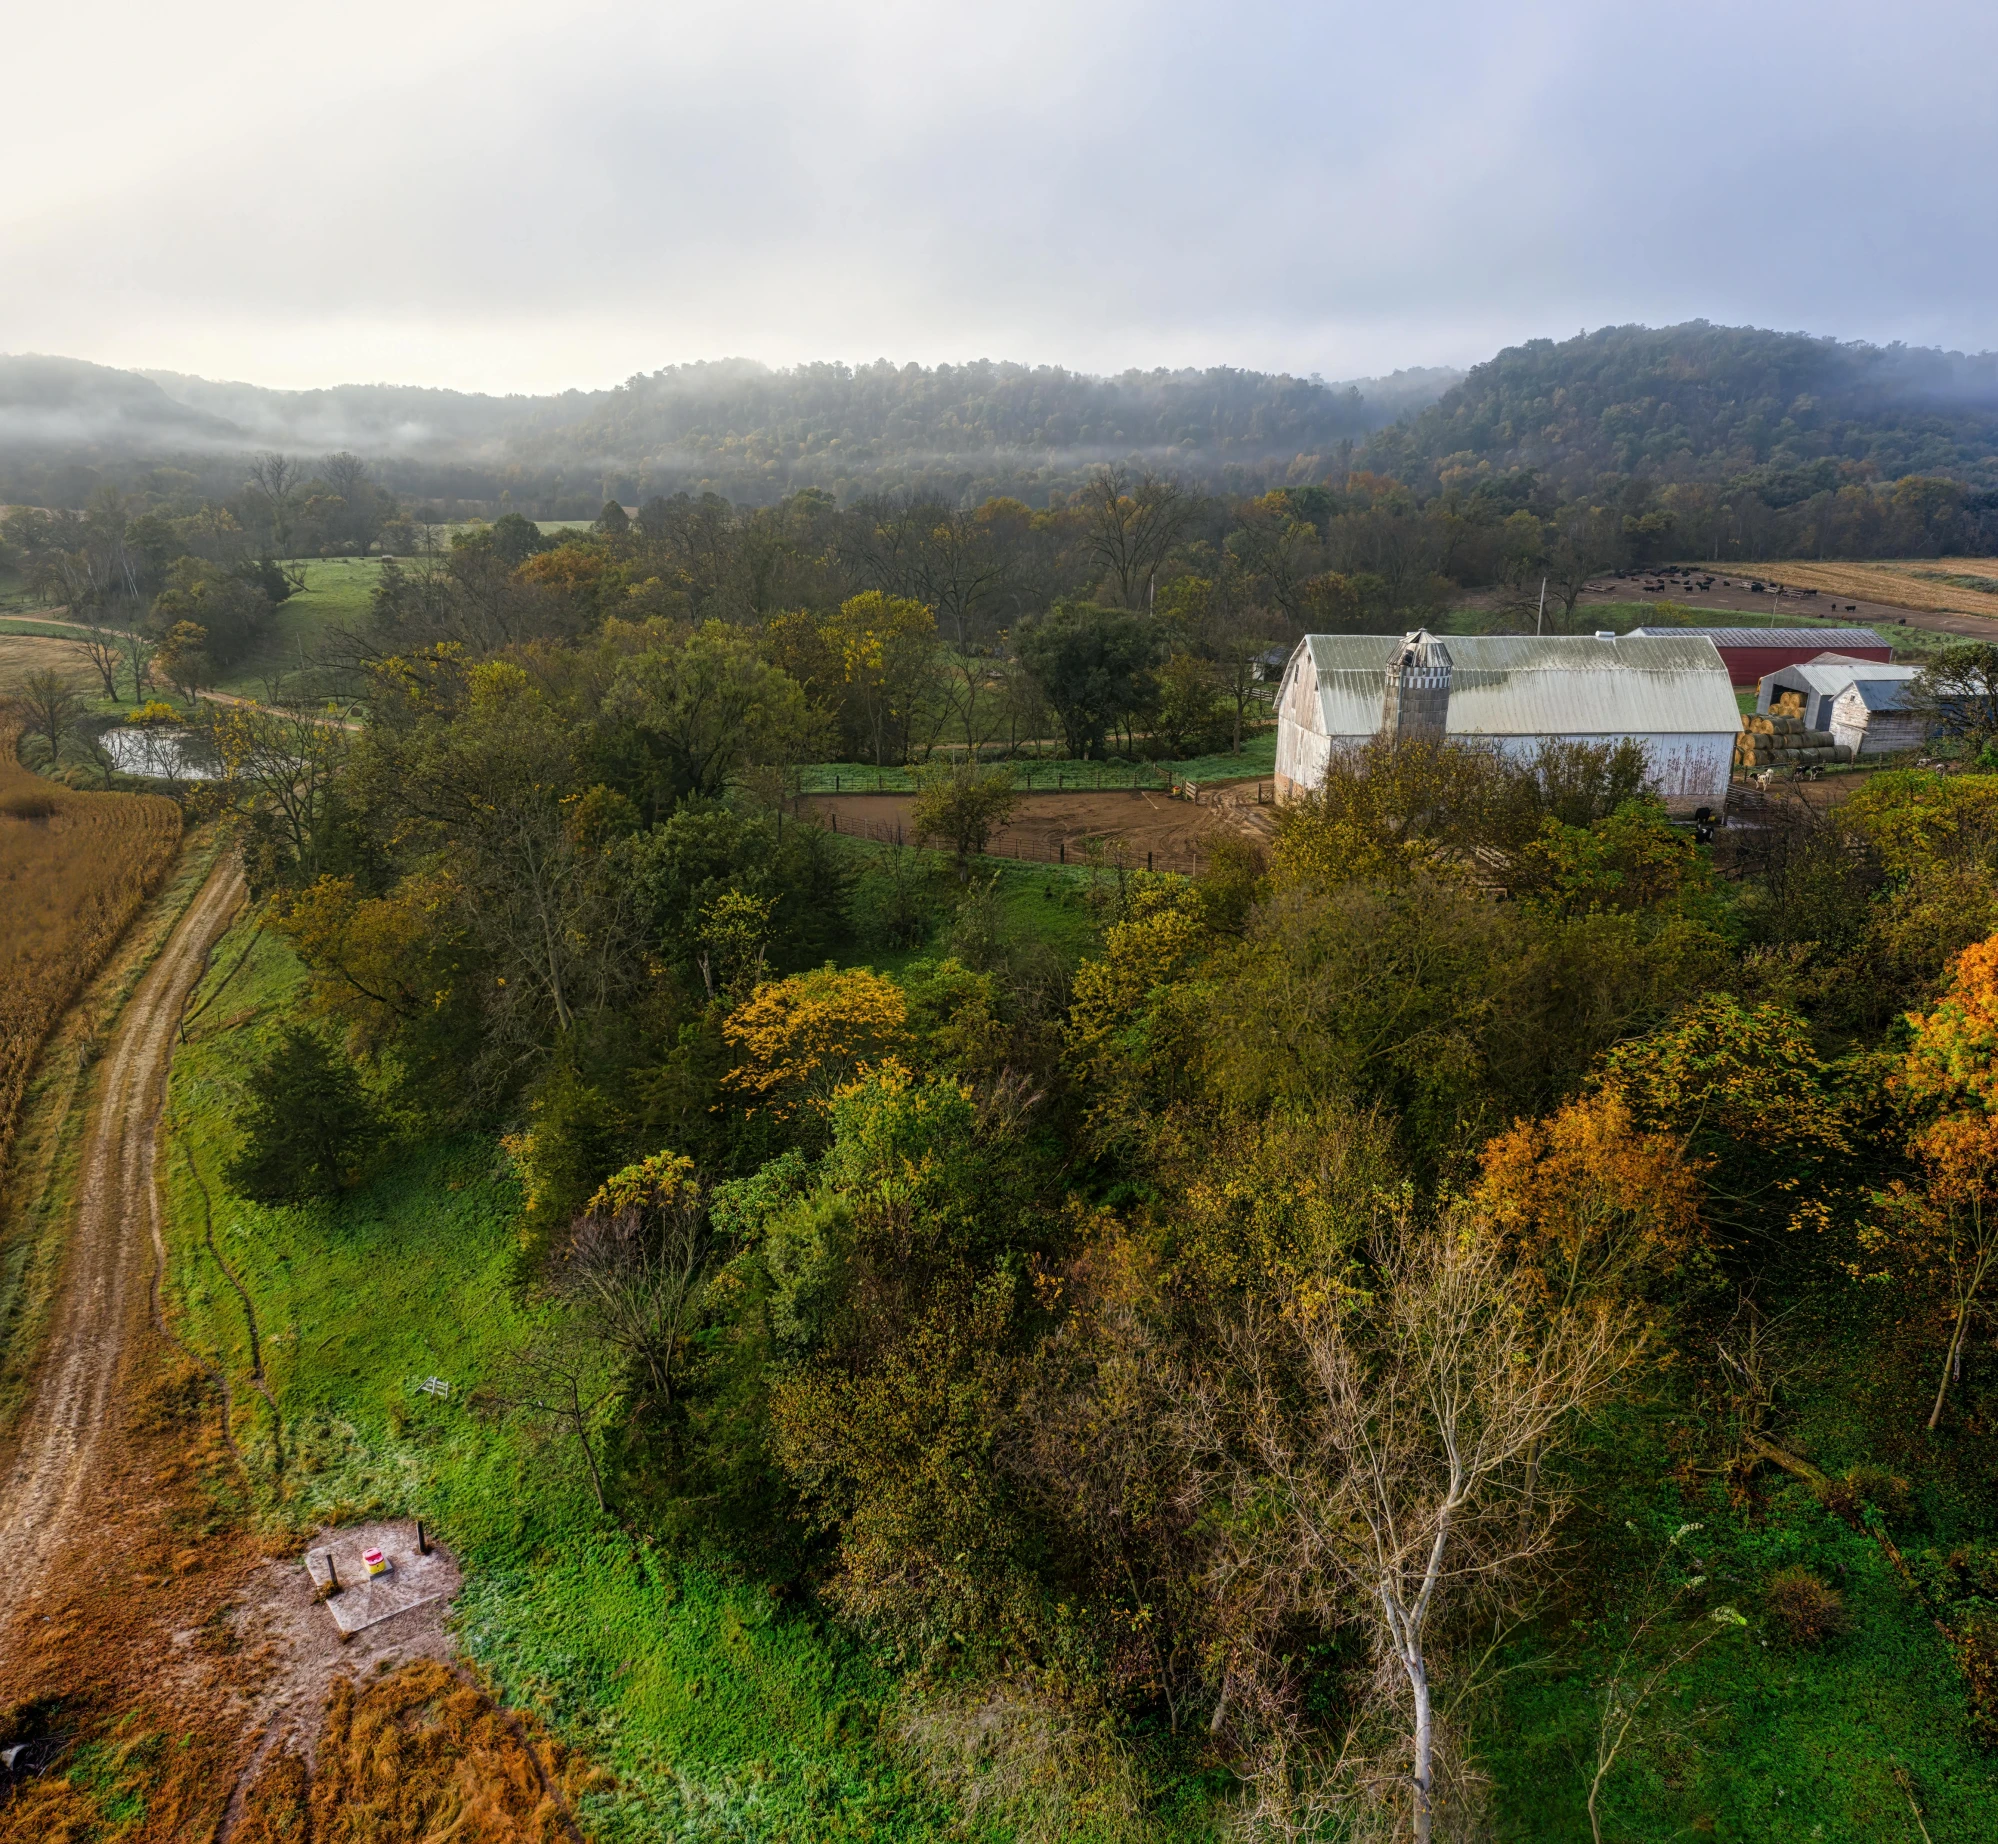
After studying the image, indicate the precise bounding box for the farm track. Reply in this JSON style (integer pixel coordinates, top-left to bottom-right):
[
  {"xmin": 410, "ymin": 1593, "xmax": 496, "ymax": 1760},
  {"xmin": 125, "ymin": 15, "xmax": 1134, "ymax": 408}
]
[{"xmin": 0, "ymin": 857, "xmax": 243, "ymax": 1647}]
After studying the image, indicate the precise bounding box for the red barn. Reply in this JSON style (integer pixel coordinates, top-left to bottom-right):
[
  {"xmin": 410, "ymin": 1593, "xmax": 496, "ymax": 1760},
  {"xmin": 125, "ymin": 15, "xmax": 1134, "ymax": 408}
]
[{"xmin": 1627, "ymin": 626, "xmax": 1891, "ymax": 688}]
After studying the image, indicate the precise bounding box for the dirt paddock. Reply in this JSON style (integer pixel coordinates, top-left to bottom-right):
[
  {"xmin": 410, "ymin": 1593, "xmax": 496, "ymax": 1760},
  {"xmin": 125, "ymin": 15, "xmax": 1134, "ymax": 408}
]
[{"xmin": 803, "ymin": 783, "xmax": 1271, "ymax": 871}]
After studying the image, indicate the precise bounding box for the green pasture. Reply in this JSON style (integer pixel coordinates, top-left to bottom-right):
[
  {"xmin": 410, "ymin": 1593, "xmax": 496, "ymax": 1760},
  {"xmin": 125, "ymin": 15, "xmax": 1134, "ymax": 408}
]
[{"xmin": 207, "ymin": 557, "xmax": 381, "ymax": 697}]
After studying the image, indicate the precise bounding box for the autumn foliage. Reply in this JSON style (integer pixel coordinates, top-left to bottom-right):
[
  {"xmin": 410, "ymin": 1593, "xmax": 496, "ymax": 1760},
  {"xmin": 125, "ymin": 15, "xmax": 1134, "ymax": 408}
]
[
  {"xmin": 1474, "ymin": 1091, "xmax": 1707, "ymax": 1311},
  {"xmin": 722, "ymin": 965, "xmax": 910, "ymax": 1117}
]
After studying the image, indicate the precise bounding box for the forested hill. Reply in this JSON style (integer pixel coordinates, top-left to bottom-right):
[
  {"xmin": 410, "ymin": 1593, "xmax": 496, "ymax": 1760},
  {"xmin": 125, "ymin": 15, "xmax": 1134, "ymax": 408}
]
[
  {"xmin": 1378, "ymin": 322, "xmax": 1998, "ymax": 496},
  {"xmin": 0, "ymin": 354, "xmax": 1459, "ymax": 508},
  {"xmin": 523, "ymin": 358, "xmax": 1460, "ymax": 493}
]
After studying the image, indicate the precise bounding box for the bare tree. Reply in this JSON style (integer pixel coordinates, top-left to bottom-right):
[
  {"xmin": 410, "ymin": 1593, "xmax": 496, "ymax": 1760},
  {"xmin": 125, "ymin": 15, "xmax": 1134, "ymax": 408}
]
[
  {"xmin": 7, "ymin": 668, "xmax": 87, "ymax": 766},
  {"xmin": 1080, "ymin": 468, "xmax": 1192, "ymax": 608},
  {"xmin": 1585, "ymin": 1523, "xmax": 1745, "ymax": 1844},
  {"xmin": 247, "ymin": 452, "xmax": 301, "ymax": 556},
  {"xmin": 479, "ymin": 1325, "xmax": 618, "ymax": 1512},
  {"xmin": 68, "ymin": 609, "xmax": 127, "ymax": 701},
  {"xmin": 206, "ymin": 701, "xmax": 353, "ymax": 878},
  {"xmin": 1187, "ymin": 1217, "xmax": 1639, "ymax": 1842}
]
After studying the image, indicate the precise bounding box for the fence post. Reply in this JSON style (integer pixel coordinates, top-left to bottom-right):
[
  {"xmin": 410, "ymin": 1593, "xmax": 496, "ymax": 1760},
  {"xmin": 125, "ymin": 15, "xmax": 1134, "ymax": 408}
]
[
  {"xmin": 1059, "ymin": 841, "xmax": 1066, "ymax": 864},
  {"xmin": 1147, "ymin": 850, "xmax": 1153, "ymax": 871}
]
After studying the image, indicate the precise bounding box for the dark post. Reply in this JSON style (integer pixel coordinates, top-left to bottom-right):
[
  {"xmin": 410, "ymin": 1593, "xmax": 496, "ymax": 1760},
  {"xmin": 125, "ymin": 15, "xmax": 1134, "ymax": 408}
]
[
  {"xmin": 1059, "ymin": 841, "xmax": 1066, "ymax": 864},
  {"xmin": 416, "ymin": 1518, "xmax": 429, "ymax": 1556},
  {"xmin": 325, "ymin": 1552, "xmax": 339, "ymax": 1595},
  {"xmin": 1147, "ymin": 850, "xmax": 1153, "ymax": 871}
]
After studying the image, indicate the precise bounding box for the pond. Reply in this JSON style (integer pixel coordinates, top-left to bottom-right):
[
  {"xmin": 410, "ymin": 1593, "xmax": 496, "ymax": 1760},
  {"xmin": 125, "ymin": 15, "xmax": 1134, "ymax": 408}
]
[{"xmin": 98, "ymin": 725, "xmax": 225, "ymax": 781}]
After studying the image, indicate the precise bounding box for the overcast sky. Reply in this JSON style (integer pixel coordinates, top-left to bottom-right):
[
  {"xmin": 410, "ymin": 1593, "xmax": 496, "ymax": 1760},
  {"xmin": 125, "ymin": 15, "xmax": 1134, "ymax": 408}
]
[{"xmin": 6, "ymin": 0, "xmax": 1994, "ymax": 395}]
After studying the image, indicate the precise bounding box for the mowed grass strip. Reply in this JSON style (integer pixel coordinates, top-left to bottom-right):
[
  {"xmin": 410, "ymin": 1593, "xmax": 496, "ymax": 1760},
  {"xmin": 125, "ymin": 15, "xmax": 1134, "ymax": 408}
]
[
  {"xmin": 1750, "ymin": 558, "xmax": 1998, "ymax": 621},
  {"xmin": 0, "ymin": 724, "xmax": 181, "ymax": 1180}
]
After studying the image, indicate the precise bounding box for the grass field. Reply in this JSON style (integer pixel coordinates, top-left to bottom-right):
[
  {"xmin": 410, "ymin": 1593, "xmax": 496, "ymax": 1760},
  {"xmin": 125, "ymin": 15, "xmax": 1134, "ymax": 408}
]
[
  {"xmin": 0, "ymin": 559, "xmax": 386, "ymax": 702},
  {"xmin": 209, "ymin": 557, "xmax": 384, "ymax": 697},
  {"xmin": 1747, "ymin": 559, "xmax": 1998, "ymax": 621}
]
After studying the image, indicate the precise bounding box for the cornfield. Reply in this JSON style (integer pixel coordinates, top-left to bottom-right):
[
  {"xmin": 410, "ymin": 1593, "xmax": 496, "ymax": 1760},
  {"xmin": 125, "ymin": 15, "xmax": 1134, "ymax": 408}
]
[
  {"xmin": 1752, "ymin": 558, "xmax": 1998, "ymax": 621},
  {"xmin": 0, "ymin": 723, "xmax": 181, "ymax": 1181}
]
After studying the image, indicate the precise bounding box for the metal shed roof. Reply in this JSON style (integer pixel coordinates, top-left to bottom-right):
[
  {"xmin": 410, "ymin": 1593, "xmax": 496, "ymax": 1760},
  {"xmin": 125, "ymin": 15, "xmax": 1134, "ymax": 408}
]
[
  {"xmin": 1627, "ymin": 625, "xmax": 1889, "ymax": 653},
  {"xmin": 1843, "ymin": 678, "xmax": 1920, "ymax": 712},
  {"xmin": 1764, "ymin": 655, "xmax": 1920, "ymax": 695},
  {"xmin": 1296, "ymin": 632, "xmax": 1739, "ymax": 739}
]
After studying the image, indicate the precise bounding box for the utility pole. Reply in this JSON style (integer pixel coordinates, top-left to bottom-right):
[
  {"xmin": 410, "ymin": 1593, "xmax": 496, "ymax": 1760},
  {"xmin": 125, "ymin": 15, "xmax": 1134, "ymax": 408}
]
[{"xmin": 1536, "ymin": 576, "xmax": 1546, "ymax": 636}]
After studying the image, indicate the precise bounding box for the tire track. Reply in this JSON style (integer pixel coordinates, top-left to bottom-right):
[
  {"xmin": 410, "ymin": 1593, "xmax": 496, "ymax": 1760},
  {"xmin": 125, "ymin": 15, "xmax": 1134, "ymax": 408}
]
[{"xmin": 0, "ymin": 857, "xmax": 245, "ymax": 1644}]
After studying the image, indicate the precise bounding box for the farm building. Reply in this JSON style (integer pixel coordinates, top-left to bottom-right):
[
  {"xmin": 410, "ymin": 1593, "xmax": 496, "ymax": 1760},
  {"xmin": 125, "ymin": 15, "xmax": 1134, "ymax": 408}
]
[
  {"xmin": 1830, "ymin": 678, "xmax": 1928, "ymax": 757},
  {"xmin": 1273, "ymin": 630, "xmax": 1739, "ymax": 815},
  {"xmin": 1626, "ymin": 625, "xmax": 1890, "ymax": 687},
  {"xmin": 1755, "ymin": 655, "xmax": 1922, "ymax": 733}
]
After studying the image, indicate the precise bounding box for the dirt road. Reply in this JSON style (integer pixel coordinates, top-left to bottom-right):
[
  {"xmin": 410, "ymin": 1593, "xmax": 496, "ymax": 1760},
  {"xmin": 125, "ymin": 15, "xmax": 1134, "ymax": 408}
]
[{"xmin": 0, "ymin": 857, "xmax": 243, "ymax": 1643}]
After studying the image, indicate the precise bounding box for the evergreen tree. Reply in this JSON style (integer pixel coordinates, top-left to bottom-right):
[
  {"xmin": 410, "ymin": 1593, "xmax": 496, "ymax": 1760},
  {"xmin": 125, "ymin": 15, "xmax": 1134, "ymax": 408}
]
[{"xmin": 224, "ymin": 1025, "xmax": 376, "ymax": 1204}]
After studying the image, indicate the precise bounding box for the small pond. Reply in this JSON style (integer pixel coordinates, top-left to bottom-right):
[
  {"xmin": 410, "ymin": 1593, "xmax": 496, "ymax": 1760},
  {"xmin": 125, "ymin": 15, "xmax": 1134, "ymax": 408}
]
[{"xmin": 98, "ymin": 725, "xmax": 225, "ymax": 781}]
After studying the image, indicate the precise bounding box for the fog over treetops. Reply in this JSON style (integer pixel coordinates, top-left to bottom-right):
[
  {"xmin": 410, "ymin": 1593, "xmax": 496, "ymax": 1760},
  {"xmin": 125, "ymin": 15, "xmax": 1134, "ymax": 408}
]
[{"xmin": 5, "ymin": 321, "xmax": 1998, "ymax": 510}]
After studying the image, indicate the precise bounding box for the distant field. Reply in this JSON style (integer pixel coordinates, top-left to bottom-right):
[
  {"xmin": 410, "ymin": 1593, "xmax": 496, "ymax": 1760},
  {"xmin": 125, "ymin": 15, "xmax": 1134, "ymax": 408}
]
[{"xmin": 1749, "ymin": 558, "xmax": 1998, "ymax": 621}]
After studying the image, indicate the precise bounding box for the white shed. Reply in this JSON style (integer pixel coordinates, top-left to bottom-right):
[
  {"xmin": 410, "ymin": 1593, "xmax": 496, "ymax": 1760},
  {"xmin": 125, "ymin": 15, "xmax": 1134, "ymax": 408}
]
[
  {"xmin": 1830, "ymin": 678, "xmax": 1928, "ymax": 757},
  {"xmin": 1274, "ymin": 629, "xmax": 1739, "ymax": 815}
]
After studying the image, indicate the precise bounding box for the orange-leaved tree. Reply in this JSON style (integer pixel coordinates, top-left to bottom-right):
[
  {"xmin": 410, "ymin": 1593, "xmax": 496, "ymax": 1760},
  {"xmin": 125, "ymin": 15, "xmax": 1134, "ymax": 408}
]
[
  {"xmin": 1474, "ymin": 1091, "xmax": 1708, "ymax": 1316},
  {"xmin": 1881, "ymin": 934, "xmax": 1998, "ymax": 1428},
  {"xmin": 722, "ymin": 966, "xmax": 910, "ymax": 1119}
]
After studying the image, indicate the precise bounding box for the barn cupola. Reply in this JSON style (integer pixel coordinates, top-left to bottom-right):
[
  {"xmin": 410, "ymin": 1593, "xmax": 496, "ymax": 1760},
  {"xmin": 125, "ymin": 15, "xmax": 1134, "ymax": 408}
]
[{"xmin": 1380, "ymin": 628, "xmax": 1453, "ymax": 742}]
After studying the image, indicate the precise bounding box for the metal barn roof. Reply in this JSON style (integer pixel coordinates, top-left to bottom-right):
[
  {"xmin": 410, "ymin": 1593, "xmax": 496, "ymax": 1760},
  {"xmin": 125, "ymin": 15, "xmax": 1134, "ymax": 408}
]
[
  {"xmin": 1293, "ymin": 632, "xmax": 1740, "ymax": 739},
  {"xmin": 1627, "ymin": 625, "xmax": 1890, "ymax": 653}
]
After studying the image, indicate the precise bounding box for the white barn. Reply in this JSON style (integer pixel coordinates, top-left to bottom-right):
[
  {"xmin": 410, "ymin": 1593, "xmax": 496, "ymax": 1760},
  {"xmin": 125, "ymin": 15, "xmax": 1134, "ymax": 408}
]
[{"xmin": 1273, "ymin": 630, "xmax": 1740, "ymax": 815}]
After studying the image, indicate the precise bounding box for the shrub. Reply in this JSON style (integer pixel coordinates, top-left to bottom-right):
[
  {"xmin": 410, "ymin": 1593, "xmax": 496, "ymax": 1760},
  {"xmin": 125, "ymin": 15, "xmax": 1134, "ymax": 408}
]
[{"xmin": 1764, "ymin": 1566, "xmax": 1850, "ymax": 1646}]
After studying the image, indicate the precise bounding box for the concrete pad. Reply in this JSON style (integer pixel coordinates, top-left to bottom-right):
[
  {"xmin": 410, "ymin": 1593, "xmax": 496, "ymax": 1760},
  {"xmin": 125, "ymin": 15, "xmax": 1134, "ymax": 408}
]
[{"xmin": 303, "ymin": 1520, "xmax": 459, "ymax": 1639}]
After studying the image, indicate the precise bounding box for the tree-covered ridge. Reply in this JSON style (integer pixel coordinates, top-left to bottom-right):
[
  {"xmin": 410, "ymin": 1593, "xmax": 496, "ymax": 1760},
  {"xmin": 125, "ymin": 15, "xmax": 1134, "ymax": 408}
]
[
  {"xmin": 0, "ymin": 354, "xmax": 1458, "ymax": 509},
  {"xmin": 1393, "ymin": 321, "xmax": 1998, "ymax": 495},
  {"xmin": 538, "ymin": 358, "xmax": 1437, "ymax": 474}
]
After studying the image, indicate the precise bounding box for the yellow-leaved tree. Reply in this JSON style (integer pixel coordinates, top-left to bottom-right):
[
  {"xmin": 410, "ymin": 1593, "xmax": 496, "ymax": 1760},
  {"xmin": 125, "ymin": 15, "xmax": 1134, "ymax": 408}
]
[{"xmin": 722, "ymin": 966, "xmax": 910, "ymax": 1119}]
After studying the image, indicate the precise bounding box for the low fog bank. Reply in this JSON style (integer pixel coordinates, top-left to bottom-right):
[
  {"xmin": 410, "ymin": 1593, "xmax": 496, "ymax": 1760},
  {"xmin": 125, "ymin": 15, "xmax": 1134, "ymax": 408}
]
[{"xmin": 0, "ymin": 352, "xmax": 1461, "ymax": 502}]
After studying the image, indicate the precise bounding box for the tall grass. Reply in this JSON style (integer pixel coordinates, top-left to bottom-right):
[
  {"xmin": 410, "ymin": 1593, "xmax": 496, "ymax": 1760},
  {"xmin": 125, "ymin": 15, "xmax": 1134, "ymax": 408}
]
[{"xmin": 0, "ymin": 723, "xmax": 181, "ymax": 1180}]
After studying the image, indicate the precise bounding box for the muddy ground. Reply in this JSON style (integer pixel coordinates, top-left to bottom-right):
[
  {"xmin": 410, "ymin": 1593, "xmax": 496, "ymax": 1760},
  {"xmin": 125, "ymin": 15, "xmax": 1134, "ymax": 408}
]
[{"xmin": 804, "ymin": 782, "xmax": 1273, "ymax": 873}]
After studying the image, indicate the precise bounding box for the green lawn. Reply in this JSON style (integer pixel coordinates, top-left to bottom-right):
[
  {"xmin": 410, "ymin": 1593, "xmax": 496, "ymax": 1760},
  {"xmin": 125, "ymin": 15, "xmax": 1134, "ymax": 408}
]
[{"xmin": 1481, "ymin": 1430, "xmax": 1998, "ymax": 1841}]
